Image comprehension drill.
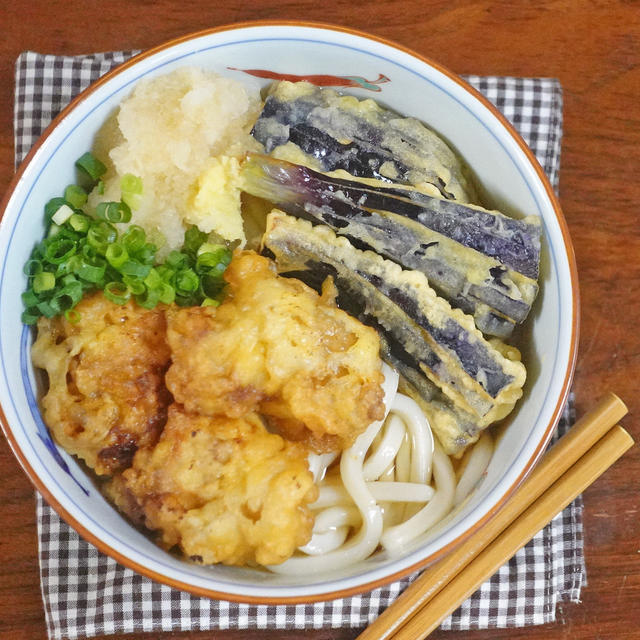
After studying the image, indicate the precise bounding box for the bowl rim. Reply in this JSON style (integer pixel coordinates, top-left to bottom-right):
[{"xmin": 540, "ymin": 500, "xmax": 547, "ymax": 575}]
[{"xmin": 0, "ymin": 20, "xmax": 579, "ymax": 604}]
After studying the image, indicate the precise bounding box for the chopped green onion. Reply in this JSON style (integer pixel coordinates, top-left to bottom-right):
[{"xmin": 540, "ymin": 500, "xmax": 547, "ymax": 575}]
[
  {"xmin": 81, "ymin": 242, "xmax": 99, "ymax": 259},
  {"xmin": 165, "ymin": 250, "xmax": 187, "ymax": 269},
  {"xmin": 200, "ymin": 274, "xmax": 225, "ymax": 299},
  {"xmin": 96, "ymin": 201, "xmax": 132, "ymax": 224},
  {"xmin": 175, "ymin": 294, "xmax": 195, "ymax": 307},
  {"xmin": 105, "ymin": 243, "xmax": 129, "ymax": 269},
  {"xmin": 64, "ymin": 309, "xmax": 82, "ymax": 324},
  {"xmin": 120, "ymin": 174, "xmax": 142, "ymax": 195},
  {"xmin": 144, "ymin": 268, "xmax": 162, "ymax": 290},
  {"xmin": 135, "ymin": 287, "xmax": 160, "ymax": 309},
  {"xmin": 51, "ymin": 203, "xmax": 75, "ymax": 226},
  {"xmin": 157, "ymin": 282, "xmax": 175, "ymax": 305},
  {"xmin": 69, "ymin": 213, "xmax": 90, "ymax": 233},
  {"xmin": 36, "ymin": 300, "xmax": 57, "ymax": 318},
  {"xmin": 34, "ymin": 240, "xmax": 47, "ymax": 257},
  {"xmin": 135, "ymin": 243, "xmax": 157, "ymax": 265},
  {"xmin": 22, "ymin": 310, "xmax": 41, "ymax": 325},
  {"xmin": 156, "ymin": 264, "xmax": 176, "ymax": 283},
  {"xmin": 44, "ymin": 197, "xmax": 67, "ymax": 225},
  {"xmin": 87, "ymin": 221, "xmax": 117, "ymax": 253},
  {"xmin": 23, "ymin": 164, "xmax": 233, "ymax": 321},
  {"xmin": 23, "ymin": 259, "xmax": 43, "ymax": 277},
  {"xmin": 117, "ymin": 201, "xmax": 132, "ymax": 223},
  {"xmin": 62, "ymin": 273, "xmax": 80, "ymax": 287},
  {"xmin": 33, "ymin": 271, "xmax": 56, "ymax": 294},
  {"xmin": 58, "ymin": 254, "xmax": 82, "ymax": 277},
  {"xmin": 122, "ymin": 225, "xmax": 146, "ymax": 253},
  {"xmin": 50, "ymin": 225, "xmax": 79, "ymax": 241},
  {"xmin": 76, "ymin": 152, "xmax": 106, "ymax": 182},
  {"xmin": 183, "ymin": 225, "xmax": 208, "ymax": 258},
  {"xmin": 78, "ymin": 261, "xmax": 106, "ymax": 283},
  {"xmin": 196, "ymin": 248, "xmax": 231, "ymax": 275},
  {"xmin": 104, "ymin": 282, "xmax": 131, "ymax": 305},
  {"xmin": 123, "ymin": 276, "xmax": 146, "ymax": 295},
  {"xmin": 197, "ymin": 243, "xmax": 230, "ymax": 260},
  {"xmin": 96, "ymin": 180, "xmax": 105, "ymax": 195},
  {"xmin": 22, "ymin": 289, "xmax": 40, "ymax": 308},
  {"xmin": 47, "ymin": 223, "xmax": 62, "ymax": 238},
  {"xmin": 120, "ymin": 173, "xmax": 143, "ymax": 210},
  {"xmin": 55, "ymin": 281, "xmax": 83, "ymax": 307},
  {"xmin": 120, "ymin": 260, "xmax": 151, "ymax": 279},
  {"xmin": 50, "ymin": 293, "xmax": 73, "ymax": 313},
  {"xmin": 64, "ymin": 185, "xmax": 88, "ymax": 209},
  {"xmin": 175, "ymin": 268, "xmax": 199, "ymax": 294},
  {"xmin": 44, "ymin": 238, "xmax": 76, "ymax": 264}
]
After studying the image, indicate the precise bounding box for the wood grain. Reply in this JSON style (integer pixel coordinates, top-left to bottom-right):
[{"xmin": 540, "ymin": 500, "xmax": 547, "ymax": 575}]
[{"xmin": 1, "ymin": 1, "xmax": 639, "ymax": 639}]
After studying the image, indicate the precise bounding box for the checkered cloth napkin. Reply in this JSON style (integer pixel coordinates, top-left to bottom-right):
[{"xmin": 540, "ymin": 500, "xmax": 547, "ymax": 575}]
[{"xmin": 14, "ymin": 50, "xmax": 583, "ymax": 640}]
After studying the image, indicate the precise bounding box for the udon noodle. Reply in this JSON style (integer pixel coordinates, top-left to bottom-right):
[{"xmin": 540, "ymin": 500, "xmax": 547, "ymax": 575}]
[{"xmin": 269, "ymin": 364, "xmax": 494, "ymax": 574}]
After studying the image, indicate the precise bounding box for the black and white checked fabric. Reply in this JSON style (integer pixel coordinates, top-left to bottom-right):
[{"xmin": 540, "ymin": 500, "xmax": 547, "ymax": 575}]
[{"xmin": 14, "ymin": 50, "xmax": 582, "ymax": 640}]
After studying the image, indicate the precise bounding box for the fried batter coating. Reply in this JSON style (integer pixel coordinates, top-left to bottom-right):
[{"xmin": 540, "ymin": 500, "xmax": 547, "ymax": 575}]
[
  {"xmin": 106, "ymin": 404, "xmax": 317, "ymax": 566},
  {"xmin": 31, "ymin": 293, "xmax": 172, "ymax": 476},
  {"xmin": 165, "ymin": 250, "xmax": 385, "ymax": 452}
]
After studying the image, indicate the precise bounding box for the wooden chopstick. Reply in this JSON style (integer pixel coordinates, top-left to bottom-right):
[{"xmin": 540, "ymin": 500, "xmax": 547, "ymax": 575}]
[
  {"xmin": 393, "ymin": 424, "xmax": 634, "ymax": 639},
  {"xmin": 357, "ymin": 393, "xmax": 629, "ymax": 640}
]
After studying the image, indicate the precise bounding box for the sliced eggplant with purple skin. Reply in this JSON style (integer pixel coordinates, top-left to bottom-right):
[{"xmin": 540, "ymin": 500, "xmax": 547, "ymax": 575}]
[
  {"xmin": 398, "ymin": 377, "xmax": 484, "ymax": 455},
  {"xmin": 376, "ymin": 329, "xmax": 484, "ymax": 454},
  {"xmin": 242, "ymin": 153, "xmax": 540, "ymax": 338},
  {"xmin": 261, "ymin": 256, "xmax": 481, "ymax": 455},
  {"xmin": 261, "ymin": 211, "xmax": 526, "ymax": 436},
  {"xmin": 251, "ymin": 81, "xmax": 476, "ymax": 203}
]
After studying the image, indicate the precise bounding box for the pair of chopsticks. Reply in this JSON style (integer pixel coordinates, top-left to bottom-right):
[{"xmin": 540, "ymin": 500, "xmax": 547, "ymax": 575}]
[{"xmin": 358, "ymin": 393, "xmax": 633, "ymax": 640}]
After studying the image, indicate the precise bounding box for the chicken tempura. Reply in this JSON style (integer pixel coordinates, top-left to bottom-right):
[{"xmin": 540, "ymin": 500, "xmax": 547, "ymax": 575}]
[
  {"xmin": 32, "ymin": 293, "xmax": 172, "ymax": 475},
  {"xmin": 106, "ymin": 405, "xmax": 317, "ymax": 566},
  {"xmin": 166, "ymin": 250, "xmax": 385, "ymax": 452}
]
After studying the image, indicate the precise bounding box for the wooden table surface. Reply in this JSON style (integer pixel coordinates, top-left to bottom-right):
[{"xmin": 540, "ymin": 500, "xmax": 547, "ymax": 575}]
[{"xmin": 1, "ymin": 1, "xmax": 639, "ymax": 639}]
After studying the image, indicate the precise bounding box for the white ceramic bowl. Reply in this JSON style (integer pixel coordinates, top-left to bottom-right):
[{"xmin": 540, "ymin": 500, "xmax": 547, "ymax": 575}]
[{"xmin": 0, "ymin": 22, "xmax": 578, "ymax": 603}]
